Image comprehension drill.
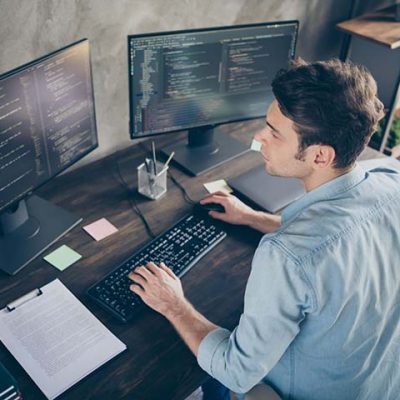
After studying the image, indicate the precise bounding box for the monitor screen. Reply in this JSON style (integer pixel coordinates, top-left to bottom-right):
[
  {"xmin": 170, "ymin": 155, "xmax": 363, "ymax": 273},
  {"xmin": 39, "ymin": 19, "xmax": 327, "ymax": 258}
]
[
  {"xmin": 0, "ymin": 39, "xmax": 98, "ymax": 213},
  {"xmin": 128, "ymin": 21, "xmax": 298, "ymax": 138}
]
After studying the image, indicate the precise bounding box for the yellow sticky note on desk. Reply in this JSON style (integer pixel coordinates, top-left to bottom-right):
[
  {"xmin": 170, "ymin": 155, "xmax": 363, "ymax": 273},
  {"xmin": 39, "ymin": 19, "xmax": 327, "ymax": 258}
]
[
  {"xmin": 203, "ymin": 179, "xmax": 233, "ymax": 194},
  {"xmin": 44, "ymin": 245, "xmax": 82, "ymax": 271}
]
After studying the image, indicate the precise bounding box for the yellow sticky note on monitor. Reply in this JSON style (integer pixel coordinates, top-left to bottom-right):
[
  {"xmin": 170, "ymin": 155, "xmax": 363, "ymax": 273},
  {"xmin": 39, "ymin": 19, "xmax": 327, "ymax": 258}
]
[
  {"xmin": 203, "ymin": 179, "xmax": 233, "ymax": 194},
  {"xmin": 250, "ymin": 139, "xmax": 262, "ymax": 152}
]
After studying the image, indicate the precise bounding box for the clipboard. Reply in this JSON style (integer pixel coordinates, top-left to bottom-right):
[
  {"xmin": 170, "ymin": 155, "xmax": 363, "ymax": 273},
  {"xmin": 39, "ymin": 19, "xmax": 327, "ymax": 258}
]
[
  {"xmin": 6, "ymin": 287, "xmax": 43, "ymax": 312},
  {"xmin": 0, "ymin": 279, "xmax": 126, "ymax": 400}
]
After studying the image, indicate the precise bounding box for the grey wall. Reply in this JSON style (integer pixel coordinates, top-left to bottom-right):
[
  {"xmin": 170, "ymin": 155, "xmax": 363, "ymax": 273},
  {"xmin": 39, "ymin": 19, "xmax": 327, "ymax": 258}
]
[{"xmin": 0, "ymin": 0, "xmax": 393, "ymax": 169}]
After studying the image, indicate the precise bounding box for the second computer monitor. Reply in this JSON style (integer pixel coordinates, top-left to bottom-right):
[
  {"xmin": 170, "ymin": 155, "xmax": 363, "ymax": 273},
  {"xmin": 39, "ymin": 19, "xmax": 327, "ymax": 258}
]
[
  {"xmin": 0, "ymin": 39, "xmax": 98, "ymax": 274},
  {"xmin": 128, "ymin": 21, "xmax": 298, "ymax": 175}
]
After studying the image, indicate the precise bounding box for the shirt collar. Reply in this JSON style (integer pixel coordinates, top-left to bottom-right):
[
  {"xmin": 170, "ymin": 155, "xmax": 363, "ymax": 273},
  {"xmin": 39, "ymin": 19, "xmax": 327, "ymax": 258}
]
[{"xmin": 281, "ymin": 163, "xmax": 366, "ymax": 226}]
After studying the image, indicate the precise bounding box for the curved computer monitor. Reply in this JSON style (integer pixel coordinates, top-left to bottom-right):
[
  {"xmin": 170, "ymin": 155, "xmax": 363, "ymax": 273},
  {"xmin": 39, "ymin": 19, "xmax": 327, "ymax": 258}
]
[
  {"xmin": 128, "ymin": 21, "xmax": 298, "ymax": 175},
  {"xmin": 0, "ymin": 39, "xmax": 98, "ymax": 274}
]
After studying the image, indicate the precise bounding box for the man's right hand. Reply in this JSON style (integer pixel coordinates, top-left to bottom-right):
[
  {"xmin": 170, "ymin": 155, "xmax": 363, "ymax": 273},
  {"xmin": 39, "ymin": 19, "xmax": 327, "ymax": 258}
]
[
  {"xmin": 200, "ymin": 191, "xmax": 281, "ymax": 234},
  {"xmin": 200, "ymin": 191, "xmax": 255, "ymax": 226}
]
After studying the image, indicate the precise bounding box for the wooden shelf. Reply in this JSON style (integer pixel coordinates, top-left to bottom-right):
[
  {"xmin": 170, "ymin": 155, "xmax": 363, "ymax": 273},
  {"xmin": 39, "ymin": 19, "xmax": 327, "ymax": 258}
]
[{"xmin": 337, "ymin": 4, "xmax": 400, "ymax": 49}]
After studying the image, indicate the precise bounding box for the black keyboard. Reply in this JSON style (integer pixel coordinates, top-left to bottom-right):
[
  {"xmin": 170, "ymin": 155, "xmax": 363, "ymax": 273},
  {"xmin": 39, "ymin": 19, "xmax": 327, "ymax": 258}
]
[{"xmin": 87, "ymin": 213, "xmax": 226, "ymax": 322}]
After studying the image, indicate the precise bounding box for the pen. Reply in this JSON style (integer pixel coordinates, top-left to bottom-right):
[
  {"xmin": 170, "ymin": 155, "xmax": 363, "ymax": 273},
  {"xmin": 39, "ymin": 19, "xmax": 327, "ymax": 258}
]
[
  {"xmin": 151, "ymin": 141, "xmax": 157, "ymax": 175},
  {"xmin": 160, "ymin": 151, "xmax": 175, "ymax": 173},
  {"xmin": 144, "ymin": 158, "xmax": 151, "ymax": 174},
  {"xmin": 144, "ymin": 158, "xmax": 155, "ymax": 196}
]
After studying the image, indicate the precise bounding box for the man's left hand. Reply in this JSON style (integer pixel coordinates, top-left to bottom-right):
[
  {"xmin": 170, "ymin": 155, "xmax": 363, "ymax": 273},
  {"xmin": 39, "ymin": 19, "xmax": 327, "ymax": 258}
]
[{"xmin": 128, "ymin": 262, "xmax": 187, "ymax": 318}]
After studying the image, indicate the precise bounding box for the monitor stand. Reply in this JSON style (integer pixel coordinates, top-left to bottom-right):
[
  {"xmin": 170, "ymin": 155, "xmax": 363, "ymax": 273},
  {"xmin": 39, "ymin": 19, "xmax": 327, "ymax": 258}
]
[
  {"xmin": 0, "ymin": 196, "xmax": 82, "ymax": 275},
  {"xmin": 161, "ymin": 126, "xmax": 249, "ymax": 176}
]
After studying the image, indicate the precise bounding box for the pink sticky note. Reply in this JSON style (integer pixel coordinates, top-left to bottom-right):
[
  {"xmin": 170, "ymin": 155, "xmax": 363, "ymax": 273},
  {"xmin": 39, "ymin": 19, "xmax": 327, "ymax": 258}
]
[{"xmin": 83, "ymin": 218, "xmax": 118, "ymax": 241}]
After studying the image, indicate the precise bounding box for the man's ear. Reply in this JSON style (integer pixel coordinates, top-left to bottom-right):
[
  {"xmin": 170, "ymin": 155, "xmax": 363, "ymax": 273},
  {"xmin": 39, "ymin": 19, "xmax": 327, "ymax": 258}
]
[{"xmin": 312, "ymin": 145, "xmax": 336, "ymax": 168}]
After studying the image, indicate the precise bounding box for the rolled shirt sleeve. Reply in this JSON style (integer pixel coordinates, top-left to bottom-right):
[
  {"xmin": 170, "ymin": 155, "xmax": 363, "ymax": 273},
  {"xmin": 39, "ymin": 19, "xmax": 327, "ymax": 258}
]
[{"xmin": 197, "ymin": 238, "xmax": 315, "ymax": 394}]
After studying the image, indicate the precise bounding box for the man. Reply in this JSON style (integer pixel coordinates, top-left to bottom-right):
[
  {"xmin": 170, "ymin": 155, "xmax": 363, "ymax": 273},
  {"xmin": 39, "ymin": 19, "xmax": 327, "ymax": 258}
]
[{"xmin": 128, "ymin": 59, "xmax": 400, "ymax": 399}]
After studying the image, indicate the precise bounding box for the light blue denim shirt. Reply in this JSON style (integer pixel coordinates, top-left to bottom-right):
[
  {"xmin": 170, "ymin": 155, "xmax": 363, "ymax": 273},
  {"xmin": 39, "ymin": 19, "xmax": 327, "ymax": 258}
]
[{"xmin": 197, "ymin": 164, "xmax": 400, "ymax": 400}]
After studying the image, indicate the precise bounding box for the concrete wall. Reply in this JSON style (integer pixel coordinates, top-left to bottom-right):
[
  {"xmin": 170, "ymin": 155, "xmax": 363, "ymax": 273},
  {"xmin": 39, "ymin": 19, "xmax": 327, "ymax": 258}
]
[{"xmin": 0, "ymin": 0, "xmax": 394, "ymax": 168}]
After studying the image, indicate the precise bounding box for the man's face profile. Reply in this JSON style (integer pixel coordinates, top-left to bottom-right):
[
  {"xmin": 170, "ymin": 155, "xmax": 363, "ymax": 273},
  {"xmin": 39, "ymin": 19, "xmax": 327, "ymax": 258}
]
[{"xmin": 255, "ymin": 101, "xmax": 312, "ymax": 179}]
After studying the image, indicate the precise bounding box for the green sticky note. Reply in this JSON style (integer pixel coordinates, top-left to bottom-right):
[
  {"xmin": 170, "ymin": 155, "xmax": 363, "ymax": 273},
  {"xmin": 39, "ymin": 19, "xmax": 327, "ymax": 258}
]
[{"xmin": 44, "ymin": 245, "xmax": 82, "ymax": 271}]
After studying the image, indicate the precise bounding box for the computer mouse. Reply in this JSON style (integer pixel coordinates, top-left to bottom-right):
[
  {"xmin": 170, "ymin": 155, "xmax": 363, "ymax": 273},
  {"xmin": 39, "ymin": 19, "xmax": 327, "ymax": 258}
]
[{"xmin": 195, "ymin": 202, "xmax": 225, "ymax": 213}]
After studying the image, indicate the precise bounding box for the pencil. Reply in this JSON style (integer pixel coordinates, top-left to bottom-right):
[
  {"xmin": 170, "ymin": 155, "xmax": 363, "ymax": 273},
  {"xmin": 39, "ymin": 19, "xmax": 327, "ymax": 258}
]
[
  {"xmin": 163, "ymin": 151, "xmax": 175, "ymax": 170},
  {"xmin": 151, "ymin": 141, "xmax": 157, "ymax": 175}
]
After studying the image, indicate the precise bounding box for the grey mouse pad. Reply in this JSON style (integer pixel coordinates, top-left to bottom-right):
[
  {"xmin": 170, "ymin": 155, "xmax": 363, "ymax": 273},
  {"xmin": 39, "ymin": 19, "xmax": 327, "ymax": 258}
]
[{"xmin": 229, "ymin": 165, "xmax": 305, "ymax": 213}]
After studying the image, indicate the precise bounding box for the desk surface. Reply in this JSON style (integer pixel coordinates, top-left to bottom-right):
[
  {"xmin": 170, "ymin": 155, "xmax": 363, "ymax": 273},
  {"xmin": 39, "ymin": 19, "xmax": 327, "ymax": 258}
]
[{"xmin": 0, "ymin": 119, "xmax": 382, "ymax": 400}]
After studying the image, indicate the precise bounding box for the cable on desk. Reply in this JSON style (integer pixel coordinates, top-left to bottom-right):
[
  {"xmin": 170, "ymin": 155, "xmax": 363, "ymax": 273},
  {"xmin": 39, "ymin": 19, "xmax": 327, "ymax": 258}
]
[
  {"xmin": 138, "ymin": 141, "xmax": 196, "ymax": 205},
  {"xmin": 114, "ymin": 160, "xmax": 156, "ymax": 239},
  {"xmin": 167, "ymin": 169, "xmax": 196, "ymax": 205}
]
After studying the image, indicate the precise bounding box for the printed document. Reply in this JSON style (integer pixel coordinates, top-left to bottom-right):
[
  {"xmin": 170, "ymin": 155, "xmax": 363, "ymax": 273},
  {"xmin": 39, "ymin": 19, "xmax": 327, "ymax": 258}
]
[{"xmin": 0, "ymin": 279, "xmax": 126, "ymax": 399}]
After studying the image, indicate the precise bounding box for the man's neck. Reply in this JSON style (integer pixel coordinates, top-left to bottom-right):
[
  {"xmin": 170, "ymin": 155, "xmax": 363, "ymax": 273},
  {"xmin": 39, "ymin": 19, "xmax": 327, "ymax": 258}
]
[{"xmin": 303, "ymin": 165, "xmax": 354, "ymax": 192}]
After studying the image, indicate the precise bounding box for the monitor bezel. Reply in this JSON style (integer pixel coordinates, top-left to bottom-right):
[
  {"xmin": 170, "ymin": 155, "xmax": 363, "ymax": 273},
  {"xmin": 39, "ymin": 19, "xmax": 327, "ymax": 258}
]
[
  {"xmin": 127, "ymin": 20, "xmax": 299, "ymax": 139},
  {"xmin": 0, "ymin": 38, "xmax": 99, "ymax": 213}
]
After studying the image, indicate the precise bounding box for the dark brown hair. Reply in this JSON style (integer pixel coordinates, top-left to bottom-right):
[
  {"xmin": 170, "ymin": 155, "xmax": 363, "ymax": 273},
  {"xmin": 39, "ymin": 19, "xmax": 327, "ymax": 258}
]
[{"xmin": 271, "ymin": 58, "xmax": 385, "ymax": 169}]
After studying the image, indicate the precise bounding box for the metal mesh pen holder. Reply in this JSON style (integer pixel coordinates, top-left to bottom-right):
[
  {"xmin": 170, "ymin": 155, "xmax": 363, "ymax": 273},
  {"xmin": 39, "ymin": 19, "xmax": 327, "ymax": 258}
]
[{"xmin": 137, "ymin": 161, "xmax": 168, "ymax": 200}]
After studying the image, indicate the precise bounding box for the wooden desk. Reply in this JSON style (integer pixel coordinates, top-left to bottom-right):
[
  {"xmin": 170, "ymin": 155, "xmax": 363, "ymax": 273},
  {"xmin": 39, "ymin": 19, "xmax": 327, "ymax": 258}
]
[
  {"xmin": 0, "ymin": 119, "xmax": 383, "ymax": 399},
  {"xmin": 0, "ymin": 119, "xmax": 265, "ymax": 400}
]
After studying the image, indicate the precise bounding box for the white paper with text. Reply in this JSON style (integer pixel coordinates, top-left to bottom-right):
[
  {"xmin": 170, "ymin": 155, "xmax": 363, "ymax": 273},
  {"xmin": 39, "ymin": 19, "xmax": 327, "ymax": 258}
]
[{"xmin": 0, "ymin": 279, "xmax": 126, "ymax": 399}]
